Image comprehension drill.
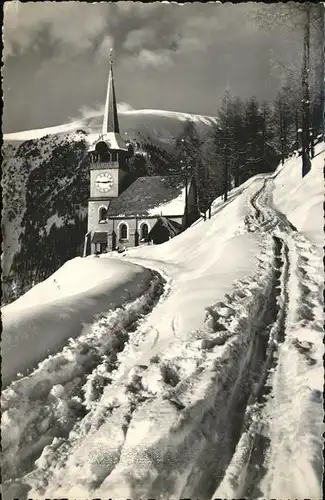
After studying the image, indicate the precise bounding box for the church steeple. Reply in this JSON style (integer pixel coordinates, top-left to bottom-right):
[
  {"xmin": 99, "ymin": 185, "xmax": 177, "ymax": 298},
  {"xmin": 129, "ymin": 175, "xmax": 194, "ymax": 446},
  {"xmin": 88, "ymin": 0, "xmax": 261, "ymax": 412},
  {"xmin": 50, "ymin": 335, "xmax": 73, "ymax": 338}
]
[{"xmin": 102, "ymin": 49, "xmax": 120, "ymax": 135}]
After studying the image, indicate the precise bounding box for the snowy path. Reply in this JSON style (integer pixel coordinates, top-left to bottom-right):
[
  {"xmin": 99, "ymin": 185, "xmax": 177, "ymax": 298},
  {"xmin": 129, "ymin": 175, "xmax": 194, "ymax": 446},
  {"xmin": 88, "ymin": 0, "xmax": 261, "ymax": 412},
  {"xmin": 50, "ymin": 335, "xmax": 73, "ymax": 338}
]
[
  {"xmin": 1, "ymin": 147, "xmax": 323, "ymax": 500},
  {"xmin": 213, "ymin": 176, "xmax": 323, "ymax": 499}
]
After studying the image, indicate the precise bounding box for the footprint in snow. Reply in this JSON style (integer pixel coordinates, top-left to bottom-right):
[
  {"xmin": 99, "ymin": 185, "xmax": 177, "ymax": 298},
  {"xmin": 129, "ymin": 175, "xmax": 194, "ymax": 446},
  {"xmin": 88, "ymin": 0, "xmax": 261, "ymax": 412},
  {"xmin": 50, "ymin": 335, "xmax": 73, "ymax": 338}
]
[{"xmin": 214, "ymin": 302, "xmax": 235, "ymax": 317}]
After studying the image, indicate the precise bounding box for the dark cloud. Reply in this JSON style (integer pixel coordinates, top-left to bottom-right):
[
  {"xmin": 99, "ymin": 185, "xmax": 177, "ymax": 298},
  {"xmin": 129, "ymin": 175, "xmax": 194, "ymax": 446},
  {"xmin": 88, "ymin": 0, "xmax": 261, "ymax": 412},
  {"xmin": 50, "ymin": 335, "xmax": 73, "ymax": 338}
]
[{"xmin": 2, "ymin": 1, "xmax": 316, "ymax": 133}]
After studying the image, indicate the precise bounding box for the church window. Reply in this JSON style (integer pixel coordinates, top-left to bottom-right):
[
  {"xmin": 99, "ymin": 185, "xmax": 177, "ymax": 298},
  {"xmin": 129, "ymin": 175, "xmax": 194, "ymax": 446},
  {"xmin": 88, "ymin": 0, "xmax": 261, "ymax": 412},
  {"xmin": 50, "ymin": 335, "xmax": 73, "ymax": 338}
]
[
  {"xmin": 119, "ymin": 223, "xmax": 128, "ymax": 241},
  {"xmin": 99, "ymin": 206, "xmax": 107, "ymax": 222},
  {"xmin": 140, "ymin": 222, "xmax": 149, "ymax": 241},
  {"xmin": 111, "ymin": 151, "xmax": 118, "ymax": 162}
]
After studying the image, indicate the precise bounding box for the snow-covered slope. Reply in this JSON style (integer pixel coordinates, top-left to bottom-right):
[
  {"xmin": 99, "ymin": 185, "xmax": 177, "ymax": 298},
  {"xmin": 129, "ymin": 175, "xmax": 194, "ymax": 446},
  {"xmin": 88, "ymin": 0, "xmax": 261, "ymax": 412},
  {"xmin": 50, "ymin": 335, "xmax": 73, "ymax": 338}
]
[
  {"xmin": 1, "ymin": 257, "xmax": 154, "ymax": 387},
  {"xmin": 272, "ymin": 150, "xmax": 324, "ymax": 246},
  {"xmin": 1, "ymin": 143, "xmax": 323, "ymax": 500},
  {"xmin": 1, "ymin": 131, "xmax": 89, "ymax": 303}
]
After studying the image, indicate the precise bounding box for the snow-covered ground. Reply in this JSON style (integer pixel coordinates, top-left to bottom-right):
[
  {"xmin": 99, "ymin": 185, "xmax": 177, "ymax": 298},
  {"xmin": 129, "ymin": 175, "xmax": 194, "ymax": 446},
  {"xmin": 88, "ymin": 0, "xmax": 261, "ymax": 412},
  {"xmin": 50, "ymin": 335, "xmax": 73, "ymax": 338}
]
[
  {"xmin": 1, "ymin": 257, "xmax": 156, "ymax": 387},
  {"xmin": 1, "ymin": 143, "xmax": 324, "ymax": 500}
]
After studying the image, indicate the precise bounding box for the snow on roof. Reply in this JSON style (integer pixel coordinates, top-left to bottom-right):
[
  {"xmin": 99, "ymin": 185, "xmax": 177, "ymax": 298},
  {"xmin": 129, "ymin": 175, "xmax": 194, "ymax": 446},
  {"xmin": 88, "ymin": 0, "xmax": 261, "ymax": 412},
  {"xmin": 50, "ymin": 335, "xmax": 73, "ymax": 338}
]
[{"xmin": 107, "ymin": 175, "xmax": 187, "ymax": 217}]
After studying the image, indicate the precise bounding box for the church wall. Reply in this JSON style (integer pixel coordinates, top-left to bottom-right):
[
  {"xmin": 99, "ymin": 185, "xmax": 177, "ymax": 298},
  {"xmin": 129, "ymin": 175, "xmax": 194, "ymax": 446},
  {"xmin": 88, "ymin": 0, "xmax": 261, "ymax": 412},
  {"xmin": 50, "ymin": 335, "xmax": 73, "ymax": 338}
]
[
  {"xmin": 88, "ymin": 200, "xmax": 111, "ymax": 233},
  {"xmin": 108, "ymin": 217, "xmax": 158, "ymax": 249}
]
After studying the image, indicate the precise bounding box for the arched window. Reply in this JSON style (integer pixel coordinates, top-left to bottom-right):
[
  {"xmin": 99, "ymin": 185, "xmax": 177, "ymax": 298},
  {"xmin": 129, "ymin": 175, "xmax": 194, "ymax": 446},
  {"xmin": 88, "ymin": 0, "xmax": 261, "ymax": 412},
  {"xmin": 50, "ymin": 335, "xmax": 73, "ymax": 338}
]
[
  {"xmin": 98, "ymin": 206, "xmax": 107, "ymax": 222},
  {"xmin": 111, "ymin": 151, "xmax": 118, "ymax": 162},
  {"xmin": 119, "ymin": 223, "xmax": 128, "ymax": 241},
  {"xmin": 95, "ymin": 141, "xmax": 111, "ymax": 163},
  {"xmin": 140, "ymin": 222, "xmax": 149, "ymax": 241}
]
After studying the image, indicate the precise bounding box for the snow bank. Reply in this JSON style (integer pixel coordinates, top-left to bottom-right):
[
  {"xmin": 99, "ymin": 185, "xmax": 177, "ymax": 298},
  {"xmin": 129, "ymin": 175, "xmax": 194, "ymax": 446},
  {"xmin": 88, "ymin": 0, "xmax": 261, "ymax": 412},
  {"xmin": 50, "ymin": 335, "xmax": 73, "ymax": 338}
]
[
  {"xmin": 273, "ymin": 144, "xmax": 324, "ymax": 246},
  {"xmin": 1, "ymin": 272, "xmax": 165, "ymax": 487},
  {"xmin": 1, "ymin": 257, "xmax": 152, "ymax": 387}
]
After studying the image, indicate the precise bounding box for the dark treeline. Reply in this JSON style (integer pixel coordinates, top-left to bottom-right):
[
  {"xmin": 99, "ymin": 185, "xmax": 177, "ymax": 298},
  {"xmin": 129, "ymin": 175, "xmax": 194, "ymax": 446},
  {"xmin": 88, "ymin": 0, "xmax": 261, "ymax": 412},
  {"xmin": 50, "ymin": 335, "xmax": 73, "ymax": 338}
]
[{"xmin": 172, "ymin": 80, "xmax": 323, "ymax": 215}]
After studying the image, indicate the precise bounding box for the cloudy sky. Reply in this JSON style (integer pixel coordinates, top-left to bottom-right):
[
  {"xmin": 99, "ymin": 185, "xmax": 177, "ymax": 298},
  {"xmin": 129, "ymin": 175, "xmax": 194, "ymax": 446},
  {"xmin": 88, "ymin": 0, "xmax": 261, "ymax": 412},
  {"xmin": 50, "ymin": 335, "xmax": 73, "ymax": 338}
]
[{"xmin": 2, "ymin": 1, "xmax": 310, "ymax": 133}]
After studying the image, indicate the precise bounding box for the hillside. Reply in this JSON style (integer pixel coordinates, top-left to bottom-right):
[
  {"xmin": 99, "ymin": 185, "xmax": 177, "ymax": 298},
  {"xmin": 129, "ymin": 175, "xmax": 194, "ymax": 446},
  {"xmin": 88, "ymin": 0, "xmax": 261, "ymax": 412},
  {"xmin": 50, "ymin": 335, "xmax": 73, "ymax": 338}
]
[
  {"xmin": 1, "ymin": 143, "xmax": 323, "ymax": 500},
  {"xmin": 1, "ymin": 131, "xmax": 90, "ymax": 303},
  {"xmin": 2, "ymin": 108, "xmax": 216, "ymax": 303}
]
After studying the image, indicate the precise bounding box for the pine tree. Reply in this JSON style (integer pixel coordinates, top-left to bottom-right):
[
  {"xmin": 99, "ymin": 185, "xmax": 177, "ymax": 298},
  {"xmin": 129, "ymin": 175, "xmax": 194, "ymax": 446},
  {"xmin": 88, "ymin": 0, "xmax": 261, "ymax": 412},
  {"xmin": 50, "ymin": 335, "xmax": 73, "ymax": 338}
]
[
  {"xmin": 253, "ymin": 2, "xmax": 324, "ymax": 173},
  {"xmin": 175, "ymin": 119, "xmax": 210, "ymax": 214}
]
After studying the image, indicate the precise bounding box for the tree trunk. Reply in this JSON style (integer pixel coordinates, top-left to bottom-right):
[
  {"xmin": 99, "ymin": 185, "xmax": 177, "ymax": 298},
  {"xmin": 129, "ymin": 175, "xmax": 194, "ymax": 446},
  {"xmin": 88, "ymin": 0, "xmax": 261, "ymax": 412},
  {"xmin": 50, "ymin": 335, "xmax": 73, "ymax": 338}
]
[
  {"xmin": 224, "ymin": 155, "xmax": 229, "ymax": 201},
  {"xmin": 321, "ymin": 4, "xmax": 325, "ymax": 141},
  {"xmin": 310, "ymin": 106, "xmax": 315, "ymax": 157},
  {"xmin": 262, "ymin": 108, "xmax": 266, "ymax": 166},
  {"xmin": 301, "ymin": 4, "xmax": 311, "ymax": 173},
  {"xmin": 279, "ymin": 105, "xmax": 285, "ymax": 165},
  {"xmin": 295, "ymin": 109, "xmax": 300, "ymax": 149},
  {"xmin": 184, "ymin": 173, "xmax": 188, "ymax": 227}
]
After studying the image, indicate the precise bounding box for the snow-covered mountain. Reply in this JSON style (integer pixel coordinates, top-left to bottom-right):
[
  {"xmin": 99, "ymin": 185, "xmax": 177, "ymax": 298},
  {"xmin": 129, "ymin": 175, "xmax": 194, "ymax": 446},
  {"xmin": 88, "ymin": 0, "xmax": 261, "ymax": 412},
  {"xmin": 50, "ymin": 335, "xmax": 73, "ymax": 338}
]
[
  {"xmin": 1, "ymin": 143, "xmax": 323, "ymax": 500},
  {"xmin": 2, "ymin": 108, "xmax": 217, "ymax": 303},
  {"xmin": 3, "ymin": 107, "xmax": 218, "ymax": 146}
]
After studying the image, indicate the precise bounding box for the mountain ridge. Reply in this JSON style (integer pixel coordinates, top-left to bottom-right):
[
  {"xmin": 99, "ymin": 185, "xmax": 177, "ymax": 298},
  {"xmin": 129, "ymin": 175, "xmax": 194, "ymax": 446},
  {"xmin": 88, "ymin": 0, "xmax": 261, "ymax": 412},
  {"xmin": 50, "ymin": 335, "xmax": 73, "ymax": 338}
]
[{"xmin": 3, "ymin": 107, "xmax": 218, "ymax": 143}]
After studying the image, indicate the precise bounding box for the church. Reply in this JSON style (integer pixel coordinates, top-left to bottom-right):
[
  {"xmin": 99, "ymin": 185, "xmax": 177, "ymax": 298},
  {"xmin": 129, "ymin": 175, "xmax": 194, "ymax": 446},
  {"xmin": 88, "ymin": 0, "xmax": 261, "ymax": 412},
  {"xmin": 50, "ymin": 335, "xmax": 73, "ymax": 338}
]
[{"xmin": 83, "ymin": 53, "xmax": 200, "ymax": 256}]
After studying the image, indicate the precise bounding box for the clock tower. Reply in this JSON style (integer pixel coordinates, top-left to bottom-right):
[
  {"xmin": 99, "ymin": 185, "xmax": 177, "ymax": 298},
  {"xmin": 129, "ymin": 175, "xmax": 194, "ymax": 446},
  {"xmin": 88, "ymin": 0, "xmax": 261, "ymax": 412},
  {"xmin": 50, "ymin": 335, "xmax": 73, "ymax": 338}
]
[{"xmin": 86, "ymin": 49, "xmax": 131, "ymax": 254}]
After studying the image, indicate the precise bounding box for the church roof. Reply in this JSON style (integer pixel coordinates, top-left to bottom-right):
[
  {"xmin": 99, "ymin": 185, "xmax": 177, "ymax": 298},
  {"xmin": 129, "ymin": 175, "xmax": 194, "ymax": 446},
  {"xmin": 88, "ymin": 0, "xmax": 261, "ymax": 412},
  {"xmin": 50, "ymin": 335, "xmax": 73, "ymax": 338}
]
[
  {"xmin": 88, "ymin": 132, "xmax": 128, "ymax": 152},
  {"xmin": 107, "ymin": 175, "xmax": 188, "ymax": 217},
  {"xmin": 92, "ymin": 231, "xmax": 108, "ymax": 244},
  {"xmin": 88, "ymin": 52, "xmax": 128, "ymax": 153},
  {"xmin": 150, "ymin": 216, "xmax": 182, "ymax": 237},
  {"xmin": 103, "ymin": 56, "xmax": 119, "ymax": 135}
]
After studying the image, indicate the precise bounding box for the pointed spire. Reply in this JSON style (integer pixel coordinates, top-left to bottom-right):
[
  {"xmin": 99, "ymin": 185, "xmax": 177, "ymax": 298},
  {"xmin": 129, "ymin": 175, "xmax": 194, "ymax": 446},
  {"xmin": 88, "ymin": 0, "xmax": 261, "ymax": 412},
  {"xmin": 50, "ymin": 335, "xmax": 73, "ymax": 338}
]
[{"xmin": 102, "ymin": 48, "xmax": 120, "ymax": 135}]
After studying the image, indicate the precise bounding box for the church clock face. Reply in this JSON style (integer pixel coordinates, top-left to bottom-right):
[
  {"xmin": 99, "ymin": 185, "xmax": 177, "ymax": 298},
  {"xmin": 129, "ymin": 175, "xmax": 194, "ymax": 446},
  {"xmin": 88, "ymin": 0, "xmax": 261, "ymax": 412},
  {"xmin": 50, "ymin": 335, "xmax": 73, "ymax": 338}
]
[{"xmin": 95, "ymin": 172, "xmax": 114, "ymax": 193}]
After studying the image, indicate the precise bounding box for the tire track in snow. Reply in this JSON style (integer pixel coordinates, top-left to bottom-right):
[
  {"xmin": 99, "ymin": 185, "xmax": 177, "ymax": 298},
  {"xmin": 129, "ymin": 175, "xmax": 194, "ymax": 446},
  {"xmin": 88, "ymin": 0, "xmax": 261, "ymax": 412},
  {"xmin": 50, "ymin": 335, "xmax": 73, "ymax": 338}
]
[
  {"xmin": 1, "ymin": 269, "xmax": 167, "ymax": 498},
  {"xmin": 257, "ymin": 234, "xmax": 324, "ymax": 499},
  {"xmin": 213, "ymin": 235, "xmax": 290, "ymax": 499},
  {"xmin": 213, "ymin": 175, "xmax": 322, "ymax": 499}
]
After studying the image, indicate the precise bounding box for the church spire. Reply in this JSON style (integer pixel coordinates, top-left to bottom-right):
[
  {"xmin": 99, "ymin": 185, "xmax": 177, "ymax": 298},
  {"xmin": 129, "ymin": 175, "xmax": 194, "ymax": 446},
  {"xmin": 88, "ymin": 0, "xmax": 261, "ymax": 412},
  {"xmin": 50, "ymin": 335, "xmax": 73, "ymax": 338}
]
[{"xmin": 102, "ymin": 49, "xmax": 120, "ymax": 135}]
